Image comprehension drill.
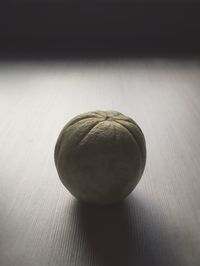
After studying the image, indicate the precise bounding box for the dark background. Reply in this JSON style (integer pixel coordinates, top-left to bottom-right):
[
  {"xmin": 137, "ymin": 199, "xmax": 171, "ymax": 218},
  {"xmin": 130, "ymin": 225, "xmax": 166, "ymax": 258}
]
[{"xmin": 0, "ymin": 0, "xmax": 200, "ymax": 56}]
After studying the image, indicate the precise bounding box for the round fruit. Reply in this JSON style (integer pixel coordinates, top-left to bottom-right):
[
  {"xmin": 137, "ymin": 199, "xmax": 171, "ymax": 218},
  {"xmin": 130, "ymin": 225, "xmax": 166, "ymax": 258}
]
[{"xmin": 54, "ymin": 110, "xmax": 146, "ymax": 205}]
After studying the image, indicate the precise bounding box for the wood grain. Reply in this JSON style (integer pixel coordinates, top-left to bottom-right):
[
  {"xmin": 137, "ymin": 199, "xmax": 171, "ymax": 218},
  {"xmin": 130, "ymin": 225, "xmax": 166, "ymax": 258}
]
[{"xmin": 0, "ymin": 57, "xmax": 200, "ymax": 266}]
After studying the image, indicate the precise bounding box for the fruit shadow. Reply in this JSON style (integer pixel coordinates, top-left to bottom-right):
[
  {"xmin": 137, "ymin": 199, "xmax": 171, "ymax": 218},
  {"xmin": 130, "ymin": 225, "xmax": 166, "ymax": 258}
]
[{"xmin": 67, "ymin": 195, "xmax": 182, "ymax": 266}]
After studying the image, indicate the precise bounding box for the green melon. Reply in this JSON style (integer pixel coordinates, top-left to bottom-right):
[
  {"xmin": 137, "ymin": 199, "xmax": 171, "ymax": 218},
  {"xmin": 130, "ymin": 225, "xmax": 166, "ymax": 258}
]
[{"xmin": 54, "ymin": 111, "xmax": 146, "ymax": 205}]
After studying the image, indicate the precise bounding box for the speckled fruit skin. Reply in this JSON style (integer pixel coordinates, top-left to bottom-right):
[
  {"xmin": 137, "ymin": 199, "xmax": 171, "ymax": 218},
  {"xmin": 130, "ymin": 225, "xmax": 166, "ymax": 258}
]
[{"xmin": 54, "ymin": 111, "xmax": 146, "ymax": 205}]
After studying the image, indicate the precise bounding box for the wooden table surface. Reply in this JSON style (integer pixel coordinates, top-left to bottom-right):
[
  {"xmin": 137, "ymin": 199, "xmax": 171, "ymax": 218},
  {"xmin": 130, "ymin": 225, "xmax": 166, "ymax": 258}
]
[{"xmin": 0, "ymin": 57, "xmax": 200, "ymax": 266}]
